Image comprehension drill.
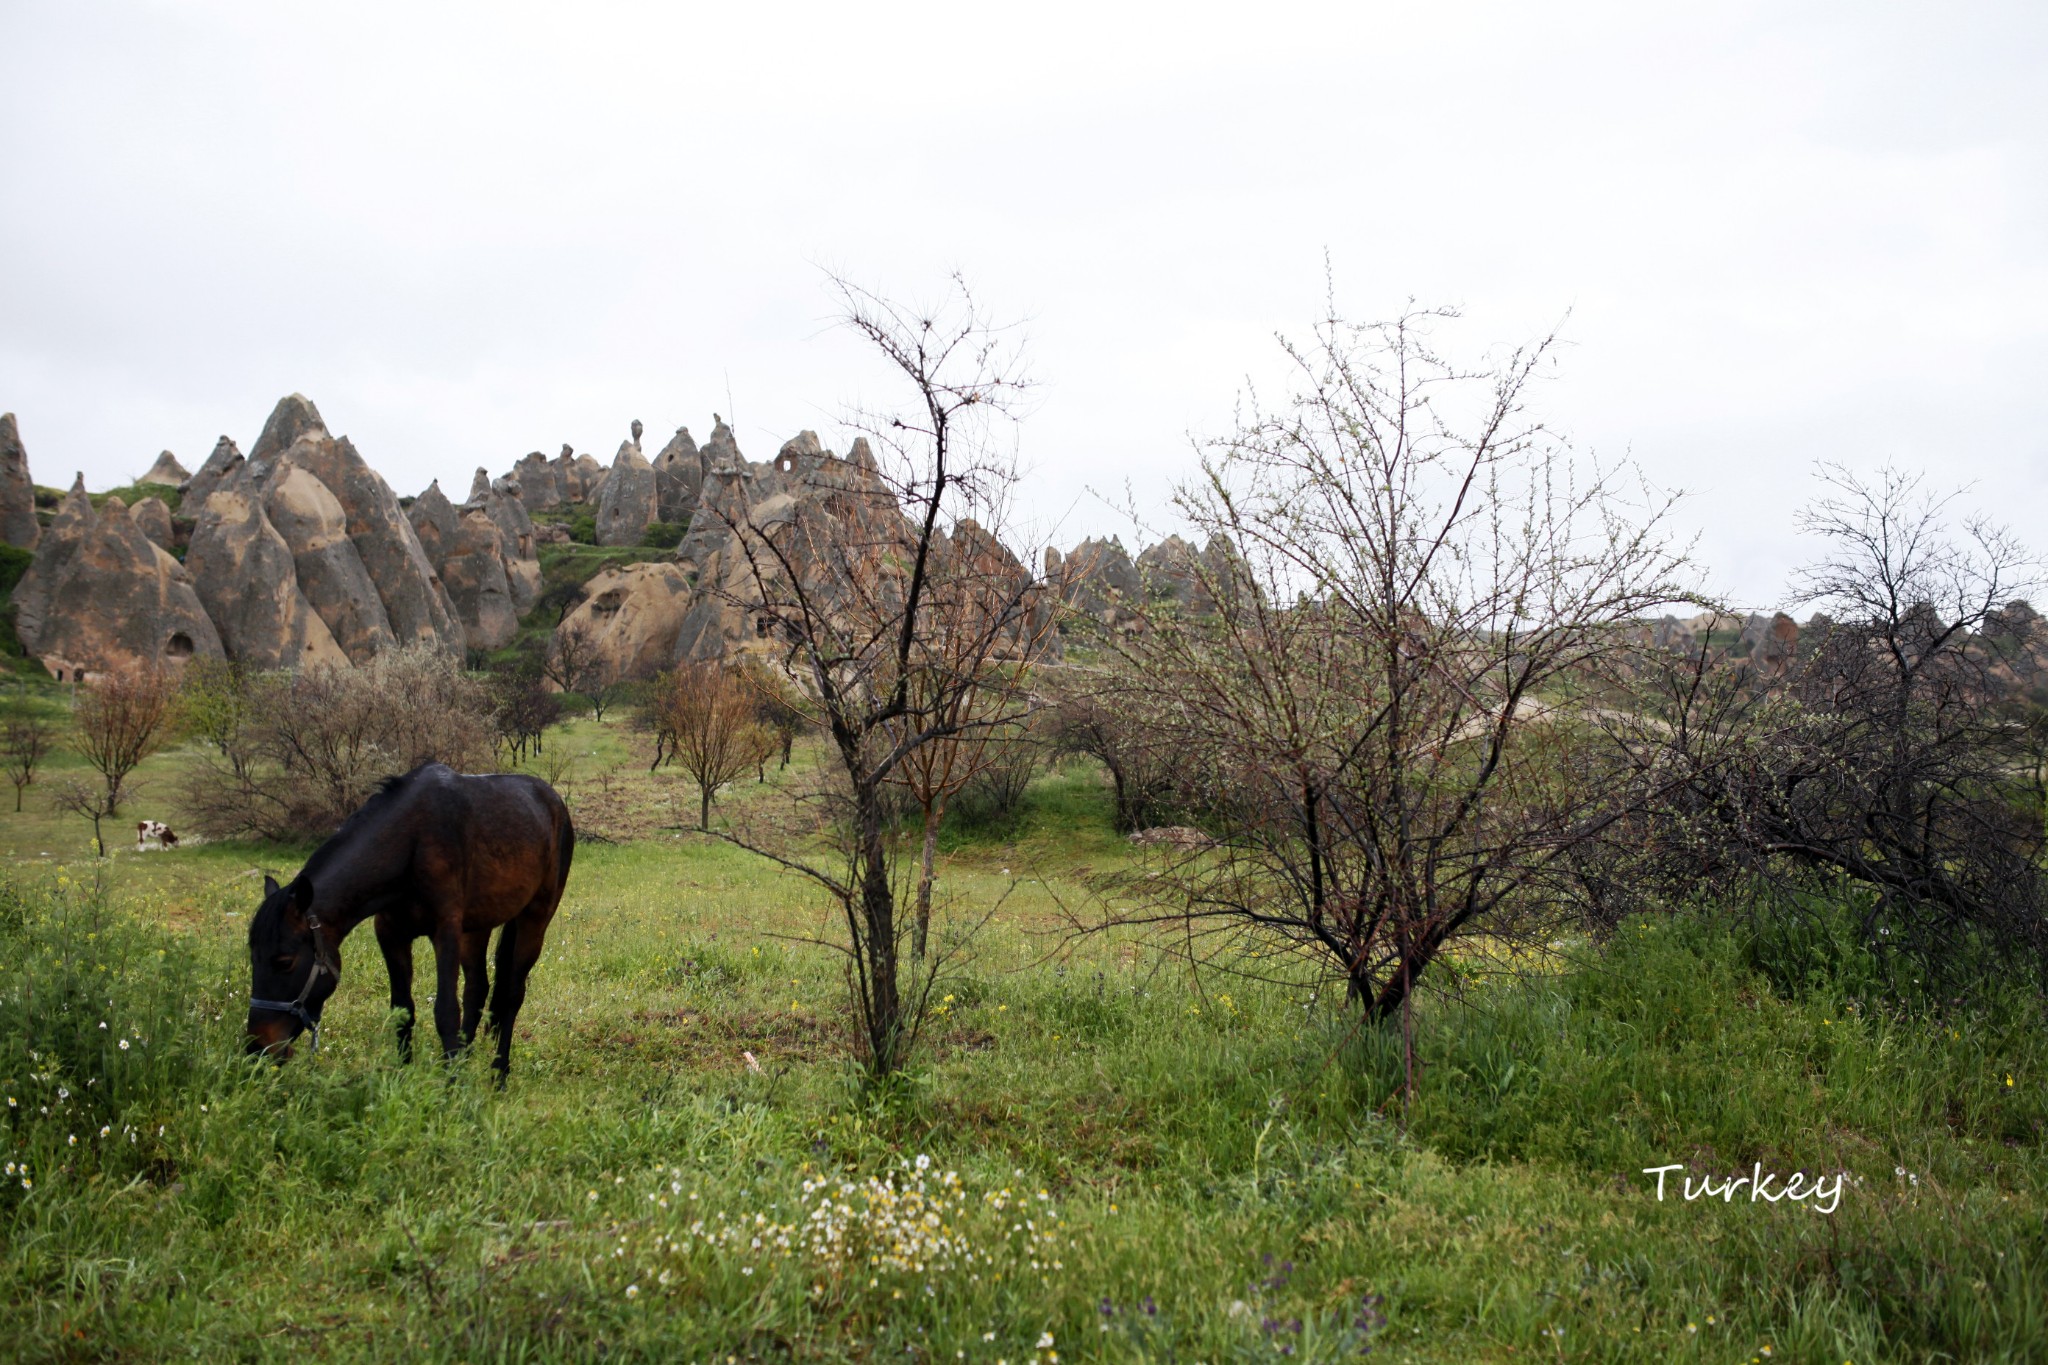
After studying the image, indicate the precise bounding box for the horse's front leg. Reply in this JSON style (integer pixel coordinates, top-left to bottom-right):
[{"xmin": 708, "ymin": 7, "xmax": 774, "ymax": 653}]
[
  {"xmin": 432, "ymin": 928, "xmax": 464, "ymax": 1061},
  {"xmin": 374, "ymin": 913, "xmax": 417, "ymax": 1063}
]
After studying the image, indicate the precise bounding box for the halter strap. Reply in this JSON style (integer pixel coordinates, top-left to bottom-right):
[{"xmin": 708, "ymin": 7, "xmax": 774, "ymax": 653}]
[{"xmin": 249, "ymin": 913, "xmax": 338, "ymax": 1054}]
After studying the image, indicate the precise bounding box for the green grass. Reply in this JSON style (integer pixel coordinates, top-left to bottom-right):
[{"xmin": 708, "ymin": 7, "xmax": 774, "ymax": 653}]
[{"xmin": 0, "ymin": 724, "xmax": 2043, "ymax": 1361}]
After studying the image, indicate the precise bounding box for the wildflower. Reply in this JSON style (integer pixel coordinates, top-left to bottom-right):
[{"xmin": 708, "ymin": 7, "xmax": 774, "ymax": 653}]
[
  {"xmin": 1037, "ymin": 1333, "xmax": 1055, "ymax": 1350},
  {"xmin": 2007, "ymin": 1075, "xmax": 2015, "ymax": 1087},
  {"xmin": 98, "ymin": 1127, "xmax": 109, "ymax": 1138},
  {"xmin": 118, "ymin": 1039, "xmax": 129, "ymax": 1051},
  {"xmin": 587, "ymin": 1190, "xmax": 598, "ymax": 1202},
  {"xmin": 624, "ymin": 1284, "xmax": 640, "ymax": 1299}
]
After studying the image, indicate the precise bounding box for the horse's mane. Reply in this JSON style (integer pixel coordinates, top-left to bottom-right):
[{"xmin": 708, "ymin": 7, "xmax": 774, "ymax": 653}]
[{"xmin": 298, "ymin": 763, "xmax": 439, "ymax": 884}]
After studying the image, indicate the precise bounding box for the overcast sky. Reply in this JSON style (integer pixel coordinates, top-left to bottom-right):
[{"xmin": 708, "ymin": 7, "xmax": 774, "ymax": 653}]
[{"xmin": 3, "ymin": 1, "xmax": 2043, "ymax": 605}]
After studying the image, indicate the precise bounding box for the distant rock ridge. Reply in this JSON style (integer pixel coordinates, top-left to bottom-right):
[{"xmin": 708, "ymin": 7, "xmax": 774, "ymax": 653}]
[{"xmin": 6, "ymin": 397, "xmax": 1160, "ymax": 682}]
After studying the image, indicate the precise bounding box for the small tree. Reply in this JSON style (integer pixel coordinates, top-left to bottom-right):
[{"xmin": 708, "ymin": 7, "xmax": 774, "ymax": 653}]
[
  {"xmin": 1, "ymin": 704, "xmax": 53, "ymax": 812},
  {"xmin": 709, "ymin": 273, "xmax": 1045, "ymax": 1078},
  {"xmin": 736, "ymin": 655, "xmax": 813, "ymax": 771},
  {"xmin": 1604, "ymin": 464, "xmax": 2048, "ymax": 1002},
  {"xmin": 648, "ymin": 663, "xmax": 774, "ymax": 828},
  {"xmin": 176, "ymin": 657, "xmax": 254, "ymax": 778},
  {"xmin": 52, "ymin": 779, "xmax": 121, "ymax": 857},
  {"xmin": 490, "ymin": 667, "xmax": 564, "ymax": 765},
  {"xmin": 545, "ymin": 620, "xmax": 622, "ymax": 721},
  {"xmin": 1089, "ymin": 304, "xmax": 1692, "ymax": 1104},
  {"xmin": 73, "ymin": 666, "xmax": 177, "ymax": 814}
]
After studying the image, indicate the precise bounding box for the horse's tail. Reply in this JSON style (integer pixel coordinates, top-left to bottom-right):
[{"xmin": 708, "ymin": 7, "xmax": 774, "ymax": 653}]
[{"xmin": 554, "ymin": 798, "xmax": 576, "ymax": 896}]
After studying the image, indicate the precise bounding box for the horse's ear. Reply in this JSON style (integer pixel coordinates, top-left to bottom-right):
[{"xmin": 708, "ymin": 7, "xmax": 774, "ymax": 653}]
[{"xmin": 263, "ymin": 875, "xmax": 280, "ymax": 898}]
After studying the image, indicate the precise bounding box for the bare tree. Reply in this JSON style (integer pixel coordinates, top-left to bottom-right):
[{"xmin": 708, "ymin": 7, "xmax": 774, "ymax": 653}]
[
  {"xmin": 73, "ymin": 666, "xmax": 177, "ymax": 814},
  {"xmin": 1087, "ymin": 305, "xmax": 1692, "ymax": 1101},
  {"xmin": 1, "ymin": 703, "xmax": 53, "ymax": 812},
  {"xmin": 647, "ymin": 663, "xmax": 774, "ymax": 828},
  {"xmin": 52, "ymin": 779, "xmax": 122, "ymax": 857},
  {"xmin": 544, "ymin": 620, "xmax": 621, "ymax": 721},
  {"xmin": 709, "ymin": 273, "xmax": 1045, "ymax": 1078},
  {"xmin": 1047, "ymin": 675, "xmax": 1182, "ymax": 833},
  {"xmin": 489, "ymin": 668, "xmax": 563, "ymax": 765},
  {"xmin": 736, "ymin": 654, "xmax": 813, "ymax": 772},
  {"xmin": 1601, "ymin": 464, "xmax": 2048, "ymax": 1001}
]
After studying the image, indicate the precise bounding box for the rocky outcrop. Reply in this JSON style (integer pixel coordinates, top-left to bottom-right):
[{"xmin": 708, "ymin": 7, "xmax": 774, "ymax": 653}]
[
  {"xmin": 0, "ymin": 413, "xmax": 39, "ymax": 550},
  {"xmin": 184, "ymin": 483, "xmax": 347, "ymax": 671},
  {"xmin": 470, "ymin": 480, "xmax": 541, "ymax": 614},
  {"xmin": 407, "ymin": 475, "xmax": 539, "ymax": 643},
  {"xmin": 140, "ymin": 450, "xmax": 189, "ymax": 485},
  {"xmin": 256, "ymin": 396, "xmax": 462, "ymax": 653},
  {"xmin": 263, "ymin": 462, "xmax": 397, "ymax": 663},
  {"xmin": 129, "ymin": 495, "xmax": 175, "ymax": 550},
  {"xmin": 669, "ymin": 434, "xmax": 919, "ymax": 662},
  {"xmin": 1739, "ymin": 611, "xmax": 1800, "ymax": 676},
  {"xmin": 180, "ymin": 436, "xmax": 244, "ymax": 511},
  {"xmin": 24, "ymin": 496, "xmax": 222, "ymax": 679},
  {"xmin": 1135, "ymin": 535, "xmax": 1228, "ymax": 613},
  {"xmin": 439, "ymin": 510, "xmax": 519, "ymax": 650},
  {"xmin": 556, "ymin": 561, "xmax": 695, "ymax": 680},
  {"xmin": 652, "ymin": 427, "xmax": 704, "ymax": 524},
  {"xmin": 512, "ymin": 451, "xmax": 561, "ymax": 510},
  {"xmin": 404, "ymin": 480, "xmax": 461, "ymax": 567},
  {"xmin": 595, "ymin": 437, "xmax": 657, "ymax": 546},
  {"xmin": 1047, "ymin": 536, "xmax": 1143, "ymax": 630},
  {"xmin": 12, "ymin": 475, "xmax": 94, "ymax": 651}
]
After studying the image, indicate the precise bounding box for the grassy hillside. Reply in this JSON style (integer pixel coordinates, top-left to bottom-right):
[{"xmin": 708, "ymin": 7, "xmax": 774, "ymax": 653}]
[{"xmin": 0, "ymin": 723, "xmax": 2043, "ymax": 1362}]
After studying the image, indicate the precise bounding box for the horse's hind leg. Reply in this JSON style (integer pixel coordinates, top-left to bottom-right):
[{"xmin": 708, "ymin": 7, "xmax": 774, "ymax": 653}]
[
  {"xmin": 374, "ymin": 914, "xmax": 417, "ymax": 1063},
  {"xmin": 458, "ymin": 929, "xmax": 492, "ymax": 1048},
  {"xmin": 486, "ymin": 908, "xmax": 554, "ymax": 1083}
]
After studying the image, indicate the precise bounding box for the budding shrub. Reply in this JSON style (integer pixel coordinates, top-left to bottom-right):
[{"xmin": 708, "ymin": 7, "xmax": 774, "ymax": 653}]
[{"xmin": 183, "ymin": 645, "xmax": 495, "ymax": 841}]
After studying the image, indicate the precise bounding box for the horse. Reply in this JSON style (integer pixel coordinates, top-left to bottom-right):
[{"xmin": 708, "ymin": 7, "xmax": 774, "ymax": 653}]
[{"xmin": 244, "ymin": 761, "xmax": 574, "ymax": 1080}]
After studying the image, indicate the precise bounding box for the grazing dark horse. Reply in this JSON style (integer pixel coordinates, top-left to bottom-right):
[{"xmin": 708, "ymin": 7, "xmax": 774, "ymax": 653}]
[{"xmin": 244, "ymin": 762, "xmax": 574, "ymax": 1079}]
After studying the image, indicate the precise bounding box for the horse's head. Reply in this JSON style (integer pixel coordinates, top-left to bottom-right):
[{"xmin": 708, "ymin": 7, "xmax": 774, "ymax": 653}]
[{"xmin": 245, "ymin": 875, "xmax": 339, "ymax": 1059}]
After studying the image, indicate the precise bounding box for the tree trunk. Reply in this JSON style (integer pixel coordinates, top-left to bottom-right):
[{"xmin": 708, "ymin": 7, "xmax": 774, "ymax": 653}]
[
  {"xmin": 699, "ymin": 784, "xmax": 711, "ymax": 831},
  {"xmin": 854, "ymin": 777, "xmax": 902, "ymax": 1075},
  {"xmin": 913, "ymin": 801, "xmax": 943, "ymax": 959}
]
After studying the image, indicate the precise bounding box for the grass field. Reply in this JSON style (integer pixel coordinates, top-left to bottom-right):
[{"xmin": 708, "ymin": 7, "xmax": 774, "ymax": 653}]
[{"xmin": 1, "ymin": 716, "xmax": 2045, "ymax": 1362}]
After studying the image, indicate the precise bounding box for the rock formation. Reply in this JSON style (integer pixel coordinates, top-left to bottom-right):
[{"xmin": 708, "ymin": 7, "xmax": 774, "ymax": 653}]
[
  {"xmin": 652, "ymin": 426, "xmax": 704, "ymax": 524},
  {"xmin": 512, "ymin": 451, "xmax": 561, "ymax": 510},
  {"xmin": 253, "ymin": 396, "xmax": 462, "ymax": 652},
  {"xmin": 128, "ymin": 495, "xmax": 175, "ymax": 550},
  {"xmin": 184, "ymin": 483, "xmax": 348, "ymax": 671},
  {"xmin": 140, "ymin": 450, "xmax": 190, "ymax": 485},
  {"xmin": 12, "ymin": 475, "xmax": 94, "ymax": 652},
  {"xmin": 470, "ymin": 479, "xmax": 541, "ymax": 614},
  {"xmin": 438, "ymin": 510, "xmax": 519, "ymax": 650},
  {"xmin": 20, "ymin": 495, "xmax": 222, "ymax": 679},
  {"xmin": 1046, "ymin": 536, "xmax": 1142, "ymax": 630},
  {"xmin": 180, "ymin": 436, "xmax": 244, "ymax": 511},
  {"xmin": 595, "ymin": 434, "xmax": 657, "ymax": 546},
  {"xmin": 556, "ymin": 561, "xmax": 695, "ymax": 679},
  {"xmin": 1740, "ymin": 611, "xmax": 1800, "ymax": 677},
  {"xmin": 263, "ymin": 461, "xmax": 398, "ymax": 663},
  {"xmin": 404, "ymin": 480, "xmax": 461, "ymax": 568},
  {"xmin": 0, "ymin": 413, "xmax": 39, "ymax": 550}
]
